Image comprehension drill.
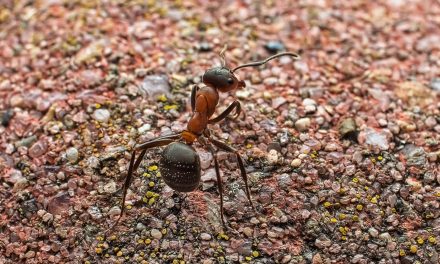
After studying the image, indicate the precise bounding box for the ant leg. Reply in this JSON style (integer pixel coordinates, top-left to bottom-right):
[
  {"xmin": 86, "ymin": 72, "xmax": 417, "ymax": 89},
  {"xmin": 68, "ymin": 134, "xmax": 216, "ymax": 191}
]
[
  {"xmin": 206, "ymin": 145, "xmax": 226, "ymax": 227},
  {"xmin": 105, "ymin": 134, "xmax": 180, "ymax": 233},
  {"xmin": 209, "ymin": 138, "xmax": 254, "ymax": 209},
  {"xmin": 191, "ymin": 84, "xmax": 200, "ymax": 112},
  {"xmin": 208, "ymin": 101, "xmax": 241, "ymax": 124}
]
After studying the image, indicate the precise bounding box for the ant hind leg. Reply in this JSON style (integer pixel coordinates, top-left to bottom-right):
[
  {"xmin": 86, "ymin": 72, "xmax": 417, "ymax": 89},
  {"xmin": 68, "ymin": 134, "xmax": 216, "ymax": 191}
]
[
  {"xmin": 104, "ymin": 134, "xmax": 180, "ymax": 234},
  {"xmin": 205, "ymin": 144, "xmax": 226, "ymax": 228},
  {"xmin": 209, "ymin": 138, "xmax": 254, "ymax": 210}
]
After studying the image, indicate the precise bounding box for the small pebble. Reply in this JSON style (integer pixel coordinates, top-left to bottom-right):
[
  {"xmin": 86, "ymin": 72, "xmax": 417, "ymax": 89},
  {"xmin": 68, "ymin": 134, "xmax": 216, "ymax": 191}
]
[
  {"xmin": 295, "ymin": 118, "xmax": 311, "ymax": 132},
  {"xmin": 242, "ymin": 227, "xmax": 253, "ymax": 237},
  {"xmin": 339, "ymin": 118, "xmax": 357, "ymax": 140},
  {"xmin": 66, "ymin": 147, "xmax": 79, "ymax": 163},
  {"xmin": 87, "ymin": 156, "xmax": 100, "ymax": 169},
  {"xmin": 92, "ymin": 109, "xmax": 111, "ymax": 123},
  {"xmin": 430, "ymin": 78, "xmax": 440, "ymax": 91},
  {"xmin": 198, "ymin": 42, "xmax": 212, "ymax": 52},
  {"xmin": 103, "ymin": 181, "xmax": 117, "ymax": 194},
  {"xmin": 368, "ymin": 227, "xmax": 379, "ymax": 237},
  {"xmin": 264, "ymin": 40, "xmax": 285, "ymax": 53},
  {"xmin": 364, "ymin": 128, "xmax": 389, "ymax": 150},
  {"xmin": 87, "ymin": 206, "xmax": 103, "ymax": 220},
  {"xmin": 15, "ymin": 135, "xmax": 37, "ymax": 148},
  {"xmin": 138, "ymin": 123, "xmax": 151, "ymax": 134},
  {"xmin": 266, "ymin": 149, "xmax": 279, "ymax": 165},
  {"xmin": 199, "ymin": 151, "xmax": 213, "ymax": 170},
  {"xmin": 290, "ymin": 158, "xmax": 302, "ymax": 167},
  {"xmin": 304, "ymin": 104, "xmax": 317, "ymax": 114},
  {"xmin": 139, "ymin": 75, "xmax": 171, "ymax": 98},
  {"xmin": 42, "ymin": 212, "xmax": 54, "ymax": 222},
  {"xmin": 136, "ymin": 223, "xmax": 146, "ymax": 230},
  {"xmin": 200, "ymin": 233, "xmax": 212, "ymax": 241},
  {"xmin": 108, "ymin": 206, "xmax": 122, "ymax": 216},
  {"xmin": 151, "ymin": 229, "xmax": 163, "ymax": 240},
  {"xmin": 25, "ymin": 250, "xmax": 36, "ymax": 259}
]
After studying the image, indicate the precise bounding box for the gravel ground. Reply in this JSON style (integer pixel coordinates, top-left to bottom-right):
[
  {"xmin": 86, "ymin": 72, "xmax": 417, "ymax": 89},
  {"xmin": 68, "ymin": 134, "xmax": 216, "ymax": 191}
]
[{"xmin": 1, "ymin": 0, "xmax": 440, "ymax": 263}]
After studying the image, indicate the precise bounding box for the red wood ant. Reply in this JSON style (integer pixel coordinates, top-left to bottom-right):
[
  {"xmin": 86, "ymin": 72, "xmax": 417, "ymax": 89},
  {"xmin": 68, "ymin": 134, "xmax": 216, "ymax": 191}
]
[{"xmin": 109, "ymin": 46, "xmax": 300, "ymax": 230}]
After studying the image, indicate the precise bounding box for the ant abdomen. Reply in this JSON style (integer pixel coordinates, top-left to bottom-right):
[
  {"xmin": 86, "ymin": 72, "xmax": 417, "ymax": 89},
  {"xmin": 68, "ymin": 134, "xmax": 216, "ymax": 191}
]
[{"xmin": 160, "ymin": 142, "xmax": 201, "ymax": 192}]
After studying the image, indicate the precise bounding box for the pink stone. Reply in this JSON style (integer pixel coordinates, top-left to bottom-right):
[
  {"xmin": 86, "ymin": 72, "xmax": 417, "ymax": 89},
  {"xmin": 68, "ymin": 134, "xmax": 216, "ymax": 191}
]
[{"xmin": 29, "ymin": 140, "xmax": 48, "ymax": 158}]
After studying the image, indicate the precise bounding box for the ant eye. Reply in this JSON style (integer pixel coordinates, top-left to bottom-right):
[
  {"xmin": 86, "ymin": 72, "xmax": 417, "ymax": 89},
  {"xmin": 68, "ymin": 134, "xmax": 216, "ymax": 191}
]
[{"xmin": 227, "ymin": 78, "xmax": 234, "ymax": 84}]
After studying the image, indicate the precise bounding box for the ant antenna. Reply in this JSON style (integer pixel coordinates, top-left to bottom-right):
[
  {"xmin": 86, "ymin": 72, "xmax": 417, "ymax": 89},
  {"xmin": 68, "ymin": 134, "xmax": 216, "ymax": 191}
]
[
  {"xmin": 232, "ymin": 52, "xmax": 300, "ymax": 72},
  {"xmin": 219, "ymin": 44, "xmax": 228, "ymax": 67}
]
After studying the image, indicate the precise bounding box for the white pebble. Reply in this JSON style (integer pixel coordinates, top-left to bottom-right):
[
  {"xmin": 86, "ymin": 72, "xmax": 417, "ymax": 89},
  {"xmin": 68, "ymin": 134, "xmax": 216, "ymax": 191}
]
[
  {"xmin": 138, "ymin": 123, "xmax": 151, "ymax": 134},
  {"xmin": 295, "ymin": 118, "xmax": 311, "ymax": 132},
  {"xmin": 151, "ymin": 229, "xmax": 163, "ymax": 239},
  {"xmin": 92, "ymin": 109, "xmax": 111, "ymax": 123},
  {"xmin": 291, "ymin": 158, "xmax": 302, "ymax": 167},
  {"xmin": 302, "ymin": 98, "xmax": 317, "ymax": 106},
  {"xmin": 200, "ymin": 233, "xmax": 212, "ymax": 241},
  {"xmin": 66, "ymin": 147, "xmax": 79, "ymax": 163},
  {"xmin": 267, "ymin": 149, "xmax": 279, "ymax": 165}
]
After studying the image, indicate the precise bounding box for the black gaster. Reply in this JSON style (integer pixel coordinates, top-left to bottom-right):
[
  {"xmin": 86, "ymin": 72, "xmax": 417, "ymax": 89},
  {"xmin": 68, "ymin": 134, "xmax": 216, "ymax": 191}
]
[{"xmin": 160, "ymin": 142, "xmax": 201, "ymax": 192}]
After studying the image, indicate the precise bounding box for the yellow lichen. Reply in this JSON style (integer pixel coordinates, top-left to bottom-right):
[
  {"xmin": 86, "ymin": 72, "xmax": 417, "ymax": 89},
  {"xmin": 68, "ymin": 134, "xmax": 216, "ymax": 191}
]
[
  {"xmin": 164, "ymin": 105, "xmax": 178, "ymax": 110},
  {"xmin": 217, "ymin": 232, "xmax": 229, "ymax": 240},
  {"xmin": 339, "ymin": 227, "xmax": 347, "ymax": 235},
  {"xmin": 157, "ymin": 94, "xmax": 167, "ymax": 102},
  {"xmin": 323, "ymin": 201, "xmax": 332, "ymax": 208}
]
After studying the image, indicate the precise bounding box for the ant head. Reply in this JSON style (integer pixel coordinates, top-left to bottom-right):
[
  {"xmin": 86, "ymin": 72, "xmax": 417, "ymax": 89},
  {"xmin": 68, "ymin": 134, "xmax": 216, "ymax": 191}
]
[
  {"xmin": 202, "ymin": 45, "xmax": 300, "ymax": 93},
  {"xmin": 202, "ymin": 67, "xmax": 246, "ymax": 92}
]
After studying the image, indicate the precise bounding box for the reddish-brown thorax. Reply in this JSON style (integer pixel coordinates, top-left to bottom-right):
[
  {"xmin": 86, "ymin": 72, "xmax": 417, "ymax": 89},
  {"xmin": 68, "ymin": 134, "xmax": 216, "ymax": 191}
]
[{"xmin": 186, "ymin": 86, "xmax": 219, "ymax": 136}]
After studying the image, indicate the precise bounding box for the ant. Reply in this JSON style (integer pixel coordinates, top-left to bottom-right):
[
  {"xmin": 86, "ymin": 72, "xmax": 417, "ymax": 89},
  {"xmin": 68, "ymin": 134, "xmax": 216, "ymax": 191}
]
[{"xmin": 108, "ymin": 46, "xmax": 300, "ymax": 231}]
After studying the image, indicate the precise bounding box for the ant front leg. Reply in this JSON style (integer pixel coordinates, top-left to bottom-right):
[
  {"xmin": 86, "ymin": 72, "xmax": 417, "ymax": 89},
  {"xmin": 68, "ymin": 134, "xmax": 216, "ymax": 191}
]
[
  {"xmin": 209, "ymin": 138, "xmax": 254, "ymax": 210},
  {"xmin": 208, "ymin": 100, "xmax": 242, "ymax": 124},
  {"xmin": 105, "ymin": 133, "xmax": 180, "ymax": 233},
  {"xmin": 191, "ymin": 84, "xmax": 200, "ymax": 112}
]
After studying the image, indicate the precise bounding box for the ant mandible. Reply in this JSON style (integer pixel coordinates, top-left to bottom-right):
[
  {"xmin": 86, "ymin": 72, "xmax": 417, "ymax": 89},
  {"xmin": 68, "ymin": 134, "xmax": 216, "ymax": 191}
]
[{"xmin": 109, "ymin": 46, "xmax": 300, "ymax": 230}]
